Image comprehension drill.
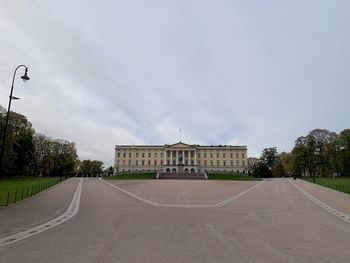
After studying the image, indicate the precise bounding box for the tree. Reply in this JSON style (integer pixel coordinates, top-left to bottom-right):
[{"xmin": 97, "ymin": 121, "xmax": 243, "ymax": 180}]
[
  {"xmin": 292, "ymin": 135, "xmax": 318, "ymax": 181},
  {"xmin": 260, "ymin": 147, "xmax": 285, "ymax": 177},
  {"xmin": 261, "ymin": 147, "xmax": 279, "ymax": 170},
  {"xmin": 0, "ymin": 106, "xmax": 35, "ymax": 177},
  {"xmin": 280, "ymin": 152, "xmax": 293, "ymax": 177},
  {"xmin": 289, "ymin": 129, "xmax": 350, "ymax": 179},
  {"xmin": 325, "ymin": 132, "xmax": 342, "ymax": 176},
  {"xmin": 339, "ymin": 129, "xmax": 350, "ymax": 176},
  {"xmin": 78, "ymin": 159, "xmax": 104, "ymax": 176},
  {"xmin": 247, "ymin": 157, "xmax": 259, "ymax": 174},
  {"xmin": 309, "ymin": 129, "xmax": 331, "ymax": 176},
  {"xmin": 251, "ymin": 162, "xmax": 271, "ymax": 178},
  {"xmin": 32, "ymin": 134, "xmax": 77, "ymax": 178},
  {"xmin": 50, "ymin": 139, "xmax": 77, "ymax": 180}
]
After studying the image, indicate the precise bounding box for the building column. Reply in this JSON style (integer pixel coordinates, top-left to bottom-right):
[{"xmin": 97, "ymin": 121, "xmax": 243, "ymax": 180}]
[
  {"xmin": 170, "ymin": 150, "xmax": 173, "ymax": 165},
  {"xmin": 176, "ymin": 150, "xmax": 178, "ymax": 165},
  {"xmin": 182, "ymin": 150, "xmax": 185, "ymax": 165},
  {"xmin": 164, "ymin": 150, "xmax": 166, "ymax": 166},
  {"xmin": 194, "ymin": 150, "xmax": 197, "ymax": 165},
  {"xmin": 188, "ymin": 150, "xmax": 190, "ymax": 165}
]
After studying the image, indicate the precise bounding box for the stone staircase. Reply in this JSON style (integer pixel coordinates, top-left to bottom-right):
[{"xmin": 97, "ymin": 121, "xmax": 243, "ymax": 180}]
[{"xmin": 158, "ymin": 172, "xmax": 206, "ymax": 180}]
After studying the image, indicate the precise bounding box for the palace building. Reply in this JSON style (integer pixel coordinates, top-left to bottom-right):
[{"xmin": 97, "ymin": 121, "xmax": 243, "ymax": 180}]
[{"xmin": 114, "ymin": 142, "xmax": 248, "ymax": 174}]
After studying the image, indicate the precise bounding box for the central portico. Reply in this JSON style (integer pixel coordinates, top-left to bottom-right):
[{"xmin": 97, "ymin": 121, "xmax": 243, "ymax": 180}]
[{"xmin": 164, "ymin": 142, "xmax": 198, "ymax": 173}]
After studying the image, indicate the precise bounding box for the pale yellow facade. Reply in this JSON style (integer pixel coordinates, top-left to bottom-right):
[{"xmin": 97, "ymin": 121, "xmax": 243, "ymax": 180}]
[{"xmin": 114, "ymin": 142, "xmax": 248, "ymax": 173}]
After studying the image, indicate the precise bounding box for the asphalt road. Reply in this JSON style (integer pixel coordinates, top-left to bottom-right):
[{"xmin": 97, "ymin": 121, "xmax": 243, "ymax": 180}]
[{"xmin": 0, "ymin": 178, "xmax": 349, "ymax": 263}]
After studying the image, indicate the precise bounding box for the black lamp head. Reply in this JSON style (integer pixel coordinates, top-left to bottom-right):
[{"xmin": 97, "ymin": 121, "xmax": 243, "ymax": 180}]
[{"xmin": 21, "ymin": 68, "xmax": 30, "ymax": 82}]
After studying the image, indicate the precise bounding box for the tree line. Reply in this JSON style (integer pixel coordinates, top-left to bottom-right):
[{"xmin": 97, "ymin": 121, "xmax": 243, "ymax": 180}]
[
  {"xmin": 249, "ymin": 128, "xmax": 350, "ymax": 178},
  {"xmin": 0, "ymin": 106, "xmax": 104, "ymax": 178}
]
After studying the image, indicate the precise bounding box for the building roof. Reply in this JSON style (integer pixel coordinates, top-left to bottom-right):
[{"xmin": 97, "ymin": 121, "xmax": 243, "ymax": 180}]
[{"xmin": 115, "ymin": 142, "xmax": 247, "ymax": 149}]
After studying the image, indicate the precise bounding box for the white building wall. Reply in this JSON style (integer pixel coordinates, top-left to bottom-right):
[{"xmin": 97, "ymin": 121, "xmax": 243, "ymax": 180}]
[{"xmin": 115, "ymin": 143, "xmax": 248, "ymax": 174}]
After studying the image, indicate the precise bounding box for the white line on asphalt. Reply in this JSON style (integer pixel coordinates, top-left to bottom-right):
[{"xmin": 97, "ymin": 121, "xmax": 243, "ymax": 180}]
[
  {"xmin": 0, "ymin": 178, "xmax": 83, "ymax": 248},
  {"xmin": 289, "ymin": 180, "xmax": 350, "ymax": 224},
  {"xmin": 100, "ymin": 179, "xmax": 264, "ymax": 208}
]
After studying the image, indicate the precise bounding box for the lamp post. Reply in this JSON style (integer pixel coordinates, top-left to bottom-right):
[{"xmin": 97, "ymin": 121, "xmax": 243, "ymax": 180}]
[{"xmin": 0, "ymin": 65, "xmax": 30, "ymax": 178}]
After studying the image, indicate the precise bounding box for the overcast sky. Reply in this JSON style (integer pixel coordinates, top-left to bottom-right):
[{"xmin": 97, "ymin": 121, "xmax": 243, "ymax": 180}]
[{"xmin": 1, "ymin": 0, "xmax": 349, "ymax": 167}]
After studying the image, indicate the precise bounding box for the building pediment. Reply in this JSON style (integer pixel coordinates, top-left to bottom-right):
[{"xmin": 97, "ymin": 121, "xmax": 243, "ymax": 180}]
[{"xmin": 165, "ymin": 142, "xmax": 195, "ymax": 148}]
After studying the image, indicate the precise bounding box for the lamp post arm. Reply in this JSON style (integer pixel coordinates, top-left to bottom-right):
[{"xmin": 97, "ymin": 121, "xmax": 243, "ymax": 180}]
[{"xmin": 6, "ymin": 65, "xmax": 28, "ymax": 128}]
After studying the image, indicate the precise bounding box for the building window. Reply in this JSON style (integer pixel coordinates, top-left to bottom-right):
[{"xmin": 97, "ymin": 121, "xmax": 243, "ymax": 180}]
[
  {"xmin": 223, "ymin": 153, "xmax": 226, "ymax": 158},
  {"xmin": 236, "ymin": 153, "xmax": 239, "ymax": 158},
  {"xmin": 136, "ymin": 160, "xmax": 138, "ymax": 165},
  {"xmin": 210, "ymin": 160, "xmax": 213, "ymax": 166},
  {"xmin": 236, "ymin": 160, "xmax": 239, "ymax": 166},
  {"xmin": 148, "ymin": 160, "xmax": 151, "ymax": 166},
  {"xmin": 123, "ymin": 153, "xmax": 126, "ymax": 157},
  {"xmin": 242, "ymin": 153, "xmax": 245, "ymax": 158},
  {"xmin": 217, "ymin": 153, "xmax": 219, "ymax": 158},
  {"xmin": 191, "ymin": 151, "xmax": 194, "ymax": 157},
  {"xmin": 217, "ymin": 160, "xmax": 220, "ymax": 165},
  {"xmin": 204, "ymin": 160, "xmax": 207, "ymax": 165},
  {"xmin": 167, "ymin": 151, "xmax": 170, "ymax": 157},
  {"xmin": 155, "ymin": 153, "xmax": 157, "ymax": 157},
  {"xmin": 161, "ymin": 153, "xmax": 164, "ymax": 158},
  {"xmin": 198, "ymin": 153, "xmax": 200, "ymax": 158},
  {"xmin": 198, "ymin": 161, "xmax": 201, "ymax": 165},
  {"xmin": 223, "ymin": 161, "xmax": 226, "ymax": 166},
  {"xmin": 117, "ymin": 153, "xmax": 120, "ymax": 157},
  {"xmin": 161, "ymin": 160, "xmax": 163, "ymax": 165},
  {"xmin": 136, "ymin": 152, "xmax": 138, "ymax": 157},
  {"xmin": 167, "ymin": 160, "xmax": 170, "ymax": 165},
  {"xmin": 148, "ymin": 153, "xmax": 151, "ymax": 158},
  {"xmin": 128, "ymin": 160, "xmax": 131, "ymax": 165},
  {"xmin": 142, "ymin": 160, "xmax": 145, "ymax": 165},
  {"xmin": 129, "ymin": 153, "xmax": 132, "ymax": 158},
  {"xmin": 123, "ymin": 160, "xmax": 125, "ymax": 165},
  {"xmin": 204, "ymin": 153, "xmax": 206, "ymax": 158},
  {"xmin": 154, "ymin": 160, "xmax": 157, "ymax": 165},
  {"xmin": 231, "ymin": 161, "xmax": 233, "ymax": 166},
  {"xmin": 230, "ymin": 153, "xmax": 233, "ymax": 158},
  {"xmin": 210, "ymin": 153, "xmax": 213, "ymax": 158},
  {"xmin": 142, "ymin": 153, "xmax": 145, "ymax": 158},
  {"xmin": 242, "ymin": 161, "xmax": 245, "ymax": 166}
]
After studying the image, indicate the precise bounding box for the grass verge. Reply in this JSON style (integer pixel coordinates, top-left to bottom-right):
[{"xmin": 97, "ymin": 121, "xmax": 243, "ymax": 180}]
[
  {"xmin": 108, "ymin": 172, "xmax": 157, "ymax": 180},
  {"xmin": 303, "ymin": 177, "xmax": 350, "ymax": 194},
  {"xmin": 0, "ymin": 177, "xmax": 61, "ymax": 206},
  {"xmin": 207, "ymin": 173, "xmax": 259, "ymax": 181}
]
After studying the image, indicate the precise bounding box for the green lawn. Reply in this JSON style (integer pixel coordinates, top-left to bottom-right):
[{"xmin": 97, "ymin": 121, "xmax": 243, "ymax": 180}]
[
  {"xmin": 0, "ymin": 177, "xmax": 60, "ymax": 206},
  {"xmin": 303, "ymin": 177, "xmax": 350, "ymax": 194},
  {"xmin": 207, "ymin": 173, "xmax": 259, "ymax": 181},
  {"xmin": 108, "ymin": 172, "xmax": 157, "ymax": 180}
]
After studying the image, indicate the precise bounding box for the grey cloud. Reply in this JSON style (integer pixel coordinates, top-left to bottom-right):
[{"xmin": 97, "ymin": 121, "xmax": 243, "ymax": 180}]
[{"xmin": 1, "ymin": 0, "xmax": 349, "ymax": 165}]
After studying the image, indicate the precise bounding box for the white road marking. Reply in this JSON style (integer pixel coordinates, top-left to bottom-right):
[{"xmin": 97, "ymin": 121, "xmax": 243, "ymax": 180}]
[
  {"xmin": 289, "ymin": 179, "xmax": 350, "ymax": 224},
  {"xmin": 100, "ymin": 178, "xmax": 264, "ymax": 208},
  {"xmin": 0, "ymin": 178, "xmax": 83, "ymax": 248}
]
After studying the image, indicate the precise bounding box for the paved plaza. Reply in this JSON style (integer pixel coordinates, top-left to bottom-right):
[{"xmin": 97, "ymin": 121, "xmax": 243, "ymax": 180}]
[{"xmin": 1, "ymin": 178, "xmax": 350, "ymax": 262}]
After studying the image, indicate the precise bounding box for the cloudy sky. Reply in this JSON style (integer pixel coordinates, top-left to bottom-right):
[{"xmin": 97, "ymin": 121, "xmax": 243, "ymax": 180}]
[{"xmin": 1, "ymin": 0, "xmax": 349, "ymax": 166}]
